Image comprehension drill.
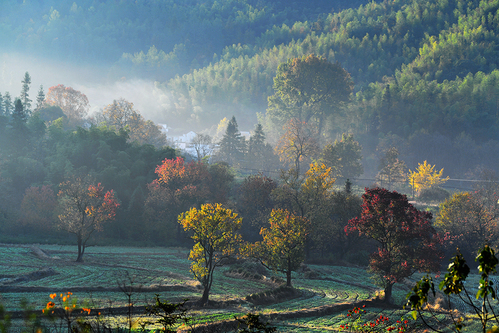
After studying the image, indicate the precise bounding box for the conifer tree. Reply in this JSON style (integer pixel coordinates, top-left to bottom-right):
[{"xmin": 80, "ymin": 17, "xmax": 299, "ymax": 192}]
[
  {"xmin": 20, "ymin": 72, "xmax": 32, "ymax": 115},
  {"xmin": 35, "ymin": 85, "xmax": 45, "ymax": 112},
  {"xmin": 12, "ymin": 98, "xmax": 27, "ymax": 125},
  {"xmin": 216, "ymin": 116, "xmax": 246, "ymax": 165},
  {"xmin": 247, "ymin": 123, "xmax": 276, "ymax": 171},
  {"xmin": 4, "ymin": 92, "xmax": 12, "ymax": 116}
]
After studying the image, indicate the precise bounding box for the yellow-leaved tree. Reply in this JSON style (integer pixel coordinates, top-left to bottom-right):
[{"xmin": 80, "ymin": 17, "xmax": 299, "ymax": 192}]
[
  {"xmin": 408, "ymin": 160, "xmax": 449, "ymax": 194},
  {"xmin": 178, "ymin": 203, "xmax": 242, "ymax": 304},
  {"xmin": 246, "ymin": 209, "xmax": 308, "ymax": 287}
]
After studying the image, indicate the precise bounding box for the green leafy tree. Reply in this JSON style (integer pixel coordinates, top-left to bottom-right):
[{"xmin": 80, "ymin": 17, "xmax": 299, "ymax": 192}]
[
  {"xmin": 178, "ymin": 203, "xmax": 242, "ymax": 304},
  {"xmin": 346, "ymin": 188, "xmax": 443, "ymax": 303},
  {"xmin": 247, "ymin": 208, "xmax": 308, "ymax": 287},
  {"xmin": 267, "ymin": 54, "xmax": 353, "ymax": 135},
  {"xmin": 321, "ymin": 133, "xmax": 363, "ymax": 180},
  {"xmin": 236, "ymin": 173, "xmax": 277, "ymax": 241},
  {"xmin": 216, "ymin": 116, "xmax": 246, "ymax": 166}
]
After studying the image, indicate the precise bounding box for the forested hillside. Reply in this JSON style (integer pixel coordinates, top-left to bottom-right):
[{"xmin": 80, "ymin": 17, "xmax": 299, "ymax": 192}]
[{"xmin": 3, "ymin": 0, "xmax": 499, "ymax": 176}]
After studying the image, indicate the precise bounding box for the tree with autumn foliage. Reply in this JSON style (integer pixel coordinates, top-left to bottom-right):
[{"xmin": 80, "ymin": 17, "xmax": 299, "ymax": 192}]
[
  {"xmin": 275, "ymin": 118, "xmax": 319, "ymax": 175},
  {"xmin": 436, "ymin": 189, "xmax": 499, "ymax": 261},
  {"xmin": 94, "ymin": 98, "xmax": 166, "ymax": 148},
  {"xmin": 267, "ymin": 54, "xmax": 353, "ymax": 135},
  {"xmin": 408, "ymin": 161, "xmax": 449, "ymax": 195},
  {"xmin": 145, "ymin": 157, "xmax": 210, "ymax": 244},
  {"xmin": 271, "ymin": 162, "xmax": 339, "ymax": 258},
  {"xmin": 57, "ymin": 174, "xmax": 119, "ymax": 262},
  {"xmin": 246, "ymin": 209, "xmax": 308, "ymax": 287},
  {"xmin": 178, "ymin": 203, "xmax": 242, "ymax": 304},
  {"xmin": 346, "ymin": 188, "xmax": 443, "ymax": 303},
  {"xmin": 45, "ymin": 84, "xmax": 89, "ymax": 127}
]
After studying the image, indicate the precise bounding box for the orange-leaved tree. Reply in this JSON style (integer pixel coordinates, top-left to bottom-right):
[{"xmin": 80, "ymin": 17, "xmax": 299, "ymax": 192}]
[
  {"xmin": 408, "ymin": 160, "xmax": 449, "ymax": 194},
  {"xmin": 46, "ymin": 84, "xmax": 89, "ymax": 127},
  {"xmin": 178, "ymin": 203, "xmax": 242, "ymax": 304},
  {"xmin": 145, "ymin": 157, "xmax": 210, "ymax": 243},
  {"xmin": 57, "ymin": 174, "xmax": 119, "ymax": 262},
  {"xmin": 246, "ymin": 209, "xmax": 308, "ymax": 287}
]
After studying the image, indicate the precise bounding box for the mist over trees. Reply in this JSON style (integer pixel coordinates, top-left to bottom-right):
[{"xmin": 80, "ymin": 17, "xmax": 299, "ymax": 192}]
[{"xmin": 3, "ymin": 0, "xmax": 499, "ymax": 317}]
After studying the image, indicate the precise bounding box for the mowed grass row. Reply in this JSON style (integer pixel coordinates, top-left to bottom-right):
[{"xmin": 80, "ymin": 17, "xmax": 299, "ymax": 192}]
[{"xmin": 0, "ymin": 244, "xmax": 445, "ymax": 332}]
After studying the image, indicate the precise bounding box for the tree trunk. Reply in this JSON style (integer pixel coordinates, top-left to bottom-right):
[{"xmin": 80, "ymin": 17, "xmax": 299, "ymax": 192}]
[
  {"xmin": 200, "ymin": 285, "xmax": 210, "ymax": 305},
  {"xmin": 286, "ymin": 257, "xmax": 292, "ymax": 287},
  {"xmin": 76, "ymin": 234, "xmax": 84, "ymax": 262},
  {"xmin": 384, "ymin": 283, "xmax": 394, "ymax": 304}
]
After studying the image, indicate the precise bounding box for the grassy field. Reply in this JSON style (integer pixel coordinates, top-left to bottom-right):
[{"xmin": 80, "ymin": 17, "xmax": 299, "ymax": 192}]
[{"xmin": 0, "ymin": 243, "xmax": 488, "ymax": 332}]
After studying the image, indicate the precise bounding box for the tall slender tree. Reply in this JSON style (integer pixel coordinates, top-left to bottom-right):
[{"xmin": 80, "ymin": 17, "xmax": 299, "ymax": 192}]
[
  {"xmin": 35, "ymin": 85, "xmax": 45, "ymax": 112},
  {"xmin": 20, "ymin": 72, "xmax": 32, "ymax": 115},
  {"xmin": 4, "ymin": 92, "xmax": 12, "ymax": 116}
]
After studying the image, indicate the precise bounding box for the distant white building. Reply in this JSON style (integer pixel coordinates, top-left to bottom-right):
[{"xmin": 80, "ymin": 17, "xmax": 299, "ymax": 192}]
[
  {"xmin": 166, "ymin": 129, "xmax": 249, "ymax": 160},
  {"xmin": 170, "ymin": 131, "xmax": 197, "ymax": 150}
]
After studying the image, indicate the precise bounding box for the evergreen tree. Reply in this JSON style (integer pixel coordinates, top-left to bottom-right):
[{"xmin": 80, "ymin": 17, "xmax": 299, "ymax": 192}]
[
  {"xmin": 247, "ymin": 123, "xmax": 276, "ymax": 171},
  {"xmin": 0, "ymin": 93, "xmax": 4, "ymax": 116},
  {"xmin": 4, "ymin": 92, "xmax": 12, "ymax": 116},
  {"xmin": 12, "ymin": 98, "xmax": 27, "ymax": 125},
  {"xmin": 20, "ymin": 72, "xmax": 32, "ymax": 115},
  {"xmin": 35, "ymin": 85, "xmax": 45, "ymax": 112},
  {"xmin": 9, "ymin": 99, "xmax": 29, "ymax": 153},
  {"xmin": 216, "ymin": 116, "xmax": 246, "ymax": 165}
]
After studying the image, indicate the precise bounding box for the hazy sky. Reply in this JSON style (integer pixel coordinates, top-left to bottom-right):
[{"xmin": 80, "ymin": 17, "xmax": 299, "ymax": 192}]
[{"xmin": 0, "ymin": 52, "xmax": 171, "ymax": 124}]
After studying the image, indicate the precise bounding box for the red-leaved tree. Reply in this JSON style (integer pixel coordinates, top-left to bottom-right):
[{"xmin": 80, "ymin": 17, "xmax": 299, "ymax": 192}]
[
  {"xmin": 57, "ymin": 175, "xmax": 119, "ymax": 262},
  {"xmin": 346, "ymin": 187, "xmax": 443, "ymax": 303}
]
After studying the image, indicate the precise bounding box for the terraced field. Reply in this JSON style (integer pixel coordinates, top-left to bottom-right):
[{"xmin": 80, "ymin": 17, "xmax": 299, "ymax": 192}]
[{"xmin": 0, "ymin": 244, "xmax": 483, "ymax": 332}]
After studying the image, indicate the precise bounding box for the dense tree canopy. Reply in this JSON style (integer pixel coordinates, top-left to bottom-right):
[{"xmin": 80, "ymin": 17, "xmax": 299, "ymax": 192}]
[
  {"xmin": 346, "ymin": 188, "xmax": 443, "ymax": 303},
  {"xmin": 178, "ymin": 203, "xmax": 242, "ymax": 304},
  {"xmin": 267, "ymin": 55, "xmax": 353, "ymax": 135}
]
